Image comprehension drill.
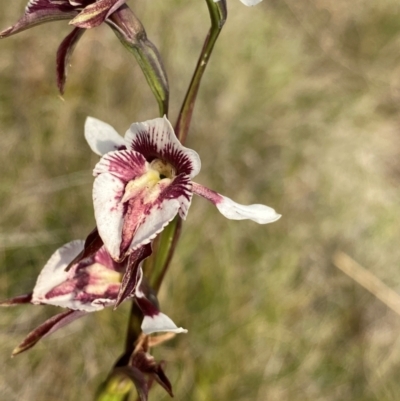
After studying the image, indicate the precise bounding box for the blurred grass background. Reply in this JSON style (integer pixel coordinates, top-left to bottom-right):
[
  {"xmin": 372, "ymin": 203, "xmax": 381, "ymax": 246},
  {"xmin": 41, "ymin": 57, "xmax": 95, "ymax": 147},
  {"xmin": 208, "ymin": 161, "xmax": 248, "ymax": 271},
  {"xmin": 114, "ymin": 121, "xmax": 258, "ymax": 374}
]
[{"xmin": 2, "ymin": 0, "xmax": 400, "ymax": 399}]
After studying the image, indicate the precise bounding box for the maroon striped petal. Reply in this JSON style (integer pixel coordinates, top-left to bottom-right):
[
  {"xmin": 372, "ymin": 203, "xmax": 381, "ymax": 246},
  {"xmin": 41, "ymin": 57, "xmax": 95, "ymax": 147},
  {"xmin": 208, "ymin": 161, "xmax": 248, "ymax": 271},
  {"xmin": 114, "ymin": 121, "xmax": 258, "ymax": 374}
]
[
  {"xmin": 124, "ymin": 116, "xmax": 201, "ymax": 178},
  {"xmin": 12, "ymin": 310, "xmax": 86, "ymax": 356},
  {"xmin": 93, "ymin": 149, "xmax": 147, "ymax": 181},
  {"xmin": 56, "ymin": 27, "xmax": 85, "ymax": 94}
]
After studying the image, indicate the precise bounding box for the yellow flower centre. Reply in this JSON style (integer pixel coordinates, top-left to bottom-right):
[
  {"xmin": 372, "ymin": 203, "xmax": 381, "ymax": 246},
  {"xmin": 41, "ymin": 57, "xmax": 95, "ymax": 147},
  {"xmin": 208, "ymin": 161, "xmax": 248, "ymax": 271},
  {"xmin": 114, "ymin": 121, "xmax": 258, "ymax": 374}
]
[{"xmin": 122, "ymin": 159, "xmax": 175, "ymax": 204}]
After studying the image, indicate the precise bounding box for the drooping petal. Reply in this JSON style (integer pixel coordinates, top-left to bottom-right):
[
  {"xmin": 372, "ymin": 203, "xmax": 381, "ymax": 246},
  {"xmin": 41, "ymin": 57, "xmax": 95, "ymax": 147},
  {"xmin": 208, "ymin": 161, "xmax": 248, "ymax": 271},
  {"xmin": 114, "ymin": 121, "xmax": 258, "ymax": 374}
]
[
  {"xmin": 135, "ymin": 269, "xmax": 187, "ymax": 335},
  {"xmin": 124, "ymin": 116, "xmax": 201, "ymax": 178},
  {"xmin": 56, "ymin": 27, "xmax": 85, "ymax": 94},
  {"xmin": 85, "ymin": 117, "xmax": 127, "ymax": 156},
  {"xmin": 0, "ymin": 1, "xmax": 77, "ymax": 38},
  {"xmin": 12, "ymin": 310, "xmax": 86, "ymax": 356},
  {"xmin": 192, "ymin": 182, "xmax": 281, "ymax": 224},
  {"xmin": 69, "ymin": 0, "xmax": 126, "ymax": 28}
]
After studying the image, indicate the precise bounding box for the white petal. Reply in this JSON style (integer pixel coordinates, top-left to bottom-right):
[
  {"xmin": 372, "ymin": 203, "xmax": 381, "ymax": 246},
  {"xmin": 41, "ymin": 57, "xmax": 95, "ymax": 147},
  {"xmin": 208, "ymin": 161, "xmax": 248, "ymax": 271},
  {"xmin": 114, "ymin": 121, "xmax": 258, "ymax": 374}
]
[
  {"xmin": 32, "ymin": 240, "xmax": 84, "ymax": 305},
  {"xmin": 124, "ymin": 116, "xmax": 201, "ymax": 179},
  {"xmin": 192, "ymin": 182, "xmax": 281, "ymax": 224},
  {"xmin": 85, "ymin": 117, "xmax": 126, "ymax": 156},
  {"xmin": 93, "ymin": 173, "xmax": 125, "ymax": 260},
  {"xmin": 239, "ymin": 0, "xmax": 263, "ymax": 5},
  {"xmin": 216, "ymin": 196, "xmax": 281, "ymax": 223},
  {"xmin": 141, "ymin": 312, "xmax": 188, "ymax": 335}
]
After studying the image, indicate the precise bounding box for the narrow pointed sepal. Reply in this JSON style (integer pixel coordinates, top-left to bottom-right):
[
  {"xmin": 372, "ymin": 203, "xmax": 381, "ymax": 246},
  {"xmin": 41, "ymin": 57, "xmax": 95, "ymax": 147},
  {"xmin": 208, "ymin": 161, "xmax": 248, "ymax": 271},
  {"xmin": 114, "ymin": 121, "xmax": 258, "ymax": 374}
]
[
  {"xmin": 56, "ymin": 27, "xmax": 85, "ymax": 94},
  {"xmin": 12, "ymin": 310, "xmax": 86, "ymax": 356},
  {"xmin": 192, "ymin": 182, "xmax": 281, "ymax": 224},
  {"xmin": 0, "ymin": 293, "xmax": 32, "ymax": 306}
]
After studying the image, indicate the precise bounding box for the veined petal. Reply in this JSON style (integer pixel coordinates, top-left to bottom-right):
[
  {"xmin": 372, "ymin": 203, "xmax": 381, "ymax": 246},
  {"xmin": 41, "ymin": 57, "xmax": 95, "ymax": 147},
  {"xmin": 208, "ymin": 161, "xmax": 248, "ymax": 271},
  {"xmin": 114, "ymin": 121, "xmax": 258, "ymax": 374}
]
[
  {"xmin": 93, "ymin": 149, "xmax": 147, "ymax": 180},
  {"xmin": 12, "ymin": 310, "xmax": 86, "ymax": 356},
  {"xmin": 69, "ymin": 0, "xmax": 126, "ymax": 28},
  {"xmin": 93, "ymin": 172, "xmax": 125, "ymax": 261},
  {"xmin": 85, "ymin": 117, "xmax": 127, "ymax": 156},
  {"xmin": 238, "ymin": 0, "xmax": 263, "ymax": 5},
  {"xmin": 192, "ymin": 182, "xmax": 281, "ymax": 224},
  {"xmin": 56, "ymin": 27, "xmax": 85, "ymax": 94},
  {"xmin": 124, "ymin": 116, "xmax": 201, "ymax": 179}
]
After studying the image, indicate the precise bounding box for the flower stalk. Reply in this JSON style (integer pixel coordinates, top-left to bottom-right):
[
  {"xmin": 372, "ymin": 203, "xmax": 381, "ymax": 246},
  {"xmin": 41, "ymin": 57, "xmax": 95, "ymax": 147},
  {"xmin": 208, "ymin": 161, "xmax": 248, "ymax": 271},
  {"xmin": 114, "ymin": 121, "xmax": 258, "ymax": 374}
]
[{"xmin": 103, "ymin": 1, "xmax": 227, "ymax": 399}]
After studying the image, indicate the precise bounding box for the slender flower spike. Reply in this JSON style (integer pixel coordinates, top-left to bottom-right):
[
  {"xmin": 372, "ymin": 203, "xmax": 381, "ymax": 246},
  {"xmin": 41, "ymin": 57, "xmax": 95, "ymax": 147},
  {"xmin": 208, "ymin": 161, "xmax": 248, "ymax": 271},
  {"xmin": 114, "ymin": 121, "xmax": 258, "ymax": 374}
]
[
  {"xmin": 0, "ymin": 240, "xmax": 186, "ymax": 355},
  {"xmin": 85, "ymin": 116, "xmax": 281, "ymax": 262}
]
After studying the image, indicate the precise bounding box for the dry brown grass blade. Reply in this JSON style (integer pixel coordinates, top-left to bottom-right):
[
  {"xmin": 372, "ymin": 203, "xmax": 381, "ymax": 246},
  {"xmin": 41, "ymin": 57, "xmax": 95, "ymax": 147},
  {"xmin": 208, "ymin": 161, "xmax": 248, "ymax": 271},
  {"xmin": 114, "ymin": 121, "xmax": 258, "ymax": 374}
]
[{"xmin": 333, "ymin": 251, "xmax": 400, "ymax": 316}]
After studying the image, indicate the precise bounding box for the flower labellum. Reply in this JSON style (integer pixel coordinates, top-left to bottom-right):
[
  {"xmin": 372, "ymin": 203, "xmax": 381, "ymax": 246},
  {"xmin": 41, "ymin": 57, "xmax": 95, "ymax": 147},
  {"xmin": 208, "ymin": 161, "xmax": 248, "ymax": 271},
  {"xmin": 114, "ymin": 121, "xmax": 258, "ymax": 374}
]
[
  {"xmin": 0, "ymin": 240, "xmax": 186, "ymax": 356},
  {"xmin": 85, "ymin": 116, "xmax": 281, "ymax": 262}
]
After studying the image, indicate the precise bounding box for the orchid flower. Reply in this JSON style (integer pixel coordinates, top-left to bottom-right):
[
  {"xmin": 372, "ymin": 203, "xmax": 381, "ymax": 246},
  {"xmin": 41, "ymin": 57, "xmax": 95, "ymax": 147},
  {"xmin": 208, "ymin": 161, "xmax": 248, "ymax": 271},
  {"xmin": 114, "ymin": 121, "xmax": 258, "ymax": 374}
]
[
  {"xmin": 1, "ymin": 240, "xmax": 186, "ymax": 356},
  {"xmin": 84, "ymin": 116, "xmax": 281, "ymax": 262}
]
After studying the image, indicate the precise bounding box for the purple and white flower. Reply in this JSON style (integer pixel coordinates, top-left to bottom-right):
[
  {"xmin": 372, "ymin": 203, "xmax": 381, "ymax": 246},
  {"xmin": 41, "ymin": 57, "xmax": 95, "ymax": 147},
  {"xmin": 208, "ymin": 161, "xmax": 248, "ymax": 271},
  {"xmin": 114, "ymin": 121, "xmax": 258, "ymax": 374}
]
[
  {"xmin": 1, "ymin": 240, "xmax": 186, "ymax": 356},
  {"xmin": 85, "ymin": 116, "xmax": 281, "ymax": 262}
]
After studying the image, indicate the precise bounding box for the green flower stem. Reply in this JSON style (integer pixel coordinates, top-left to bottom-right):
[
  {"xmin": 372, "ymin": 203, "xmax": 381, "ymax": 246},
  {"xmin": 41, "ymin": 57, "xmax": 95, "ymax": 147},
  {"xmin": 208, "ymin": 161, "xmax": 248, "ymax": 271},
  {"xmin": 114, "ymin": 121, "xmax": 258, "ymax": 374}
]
[{"xmin": 108, "ymin": 5, "xmax": 169, "ymax": 116}]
